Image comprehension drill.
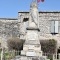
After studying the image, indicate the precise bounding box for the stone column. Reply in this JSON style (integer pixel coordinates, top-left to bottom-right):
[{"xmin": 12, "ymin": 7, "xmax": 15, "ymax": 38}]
[
  {"xmin": 58, "ymin": 53, "xmax": 60, "ymax": 59},
  {"xmin": 1, "ymin": 48, "xmax": 4, "ymax": 60}
]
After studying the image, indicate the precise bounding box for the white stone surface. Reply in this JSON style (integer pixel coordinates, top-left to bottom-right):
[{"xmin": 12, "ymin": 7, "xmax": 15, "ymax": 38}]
[
  {"xmin": 20, "ymin": 1, "xmax": 43, "ymax": 56},
  {"xmin": 26, "ymin": 51, "xmax": 37, "ymax": 56},
  {"xmin": 21, "ymin": 50, "xmax": 26, "ymax": 55},
  {"xmin": 30, "ymin": 1, "xmax": 39, "ymax": 28},
  {"xmin": 21, "ymin": 28, "xmax": 42, "ymax": 56},
  {"xmin": 29, "ymin": 22, "xmax": 37, "ymax": 28},
  {"xmin": 26, "ymin": 30, "xmax": 39, "ymax": 41}
]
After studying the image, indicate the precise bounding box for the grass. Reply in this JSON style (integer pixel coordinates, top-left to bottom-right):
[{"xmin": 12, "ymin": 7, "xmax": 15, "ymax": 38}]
[{"xmin": 0, "ymin": 50, "xmax": 21, "ymax": 60}]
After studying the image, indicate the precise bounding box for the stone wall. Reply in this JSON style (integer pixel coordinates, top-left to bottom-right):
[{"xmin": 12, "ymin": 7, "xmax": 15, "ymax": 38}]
[
  {"xmin": 18, "ymin": 12, "xmax": 60, "ymax": 48},
  {"xmin": 0, "ymin": 18, "xmax": 19, "ymax": 48},
  {"xmin": 1, "ymin": 12, "xmax": 60, "ymax": 48},
  {"xmin": 0, "ymin": 18, "xmax": 19, "ymax": 38},
  {"xmin": 39, "ymin": 12, "xmax": 60, "ymax": 35}
]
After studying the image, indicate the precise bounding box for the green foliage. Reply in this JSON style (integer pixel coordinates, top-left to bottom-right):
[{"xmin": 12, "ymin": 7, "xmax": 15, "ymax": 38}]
[
  {"xmin": 40, "ymin": 39, "xmax": 57, "ymax": 54},
  {"xmin": 40, "ymin": 39, "xmax": 57, "ymax": 60},
  {"xmin": 47, "ymin": 54, "xmax": 53, "ymax": 60},
  {"xmin": 7, "ymin": 37, "xmax": 25, "ymax": 51}
]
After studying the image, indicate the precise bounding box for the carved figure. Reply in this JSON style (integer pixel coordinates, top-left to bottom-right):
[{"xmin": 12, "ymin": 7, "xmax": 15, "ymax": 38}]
[{"xmin": 30, "ymin": 0, "xmax": 38, "ymax": 26}]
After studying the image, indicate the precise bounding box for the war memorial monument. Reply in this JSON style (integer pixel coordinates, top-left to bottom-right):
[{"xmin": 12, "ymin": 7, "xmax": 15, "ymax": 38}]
[
  {"xmin": 1, "ymin": 0, "xmax": 60, "ymax": 60},
  {"xmin": 18, "ymin": 0, "xmax": 50, "ymax": 60}
]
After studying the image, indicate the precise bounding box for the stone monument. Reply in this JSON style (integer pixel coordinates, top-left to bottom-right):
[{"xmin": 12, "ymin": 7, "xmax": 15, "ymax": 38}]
[
  {"xmin": 19, "ymin": 0, "xmax": 50, "ymax": 60},
  {"xmin": 21, "ymin": 0, "xmax": 42, "ymax": 57},
  {"xmin": 29, "ymin": 0, "xmax": 39, "ymax": 28}
]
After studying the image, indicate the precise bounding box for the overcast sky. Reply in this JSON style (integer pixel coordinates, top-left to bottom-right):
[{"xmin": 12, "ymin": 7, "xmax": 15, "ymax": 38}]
[{"xmin": 0, "ymin": 0, "xmax": 60, "ymax": 18}]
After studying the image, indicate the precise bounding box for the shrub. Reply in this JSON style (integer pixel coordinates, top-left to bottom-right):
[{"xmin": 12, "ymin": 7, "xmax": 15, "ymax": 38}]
[
  {"xmin": 7, "ymin": 37, "xmax": 25, "ymax": 51},
  {"xmin": 40, "ymin": 39, "xmax": 57, "ymax": 54},
  {"xmin": 40, "ymin": 39, "xmax": 57, "ymax": 60}
]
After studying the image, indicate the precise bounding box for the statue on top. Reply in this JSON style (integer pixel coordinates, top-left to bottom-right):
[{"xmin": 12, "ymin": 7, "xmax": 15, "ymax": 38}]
[{"xmin": 30, "ymin": 0, "xmax": 39, "ymax": 28}]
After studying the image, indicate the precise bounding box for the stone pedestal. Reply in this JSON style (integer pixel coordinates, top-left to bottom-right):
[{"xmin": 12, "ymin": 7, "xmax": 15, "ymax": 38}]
[
  {"xmin": 21, "ymin": 27, "xmax": 42, "ymax": 57},
  {"xmin": 19, "ymin": 1, "xmax": 50, "ymax": 60}
]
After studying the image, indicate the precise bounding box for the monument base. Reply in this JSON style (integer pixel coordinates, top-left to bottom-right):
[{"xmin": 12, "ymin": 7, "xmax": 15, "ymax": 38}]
[
  {"xmin": 21, "ymin": 27, "xmax": 43, "ymax": 57},
  {"xmin": 11, "ymin": 56, "xmax": 50, "ymax": 60},
  {"xmin": 21, "ymin": 50, "xmax": 42, "ymax": 57}
]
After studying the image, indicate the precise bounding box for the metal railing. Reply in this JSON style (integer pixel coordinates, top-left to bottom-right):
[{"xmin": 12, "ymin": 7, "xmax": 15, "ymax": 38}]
[
  {"xmin": 0, "ymin": 50, "xmax": 21, "ymax": 60},
  {"xmin": 0, "ymin": 50, "xmax": 60, "ymax": 60}
]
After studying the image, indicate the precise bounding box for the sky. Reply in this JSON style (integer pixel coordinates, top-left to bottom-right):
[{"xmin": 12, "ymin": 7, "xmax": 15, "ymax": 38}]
[{"xmin": 0, "ymin": 0, "xmax": 60, "ymax": 18}]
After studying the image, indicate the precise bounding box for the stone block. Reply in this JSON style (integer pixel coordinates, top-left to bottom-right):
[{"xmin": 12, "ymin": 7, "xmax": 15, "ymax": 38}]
[
  {"xmin": 46, "ymin": 59, "xmax": 50, "ymax": 60},
  {"xmin": 26, "ymin": 51, "xmax": 37, "ymax": 56},
  {"xmin": 21, "ymin": 56, "xmax": 27, "ymax": 60},
  {"xmin": 26, "ymin": 29, "xmax": 39, "ymax": 41},
  {"xmin": 21, "ymin": 50, "xmax": 26, "ymax": 56},
  {"xmin": 23, "ymin": 46, "xmax": 28, "ymax": 51}
]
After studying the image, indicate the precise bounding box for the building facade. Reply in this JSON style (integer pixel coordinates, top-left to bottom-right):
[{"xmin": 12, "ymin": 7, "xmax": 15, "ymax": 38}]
[
  {"xmin": 18, "ymin": 11, "xmax": 60, "ymax": 48},
  {"xmin": 0, "ymin": 11, "xmax": 60, "ymax": 50},
  {"xmin": 0, "ymin": 1, "xmax": 60, "ymax": 54}
]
